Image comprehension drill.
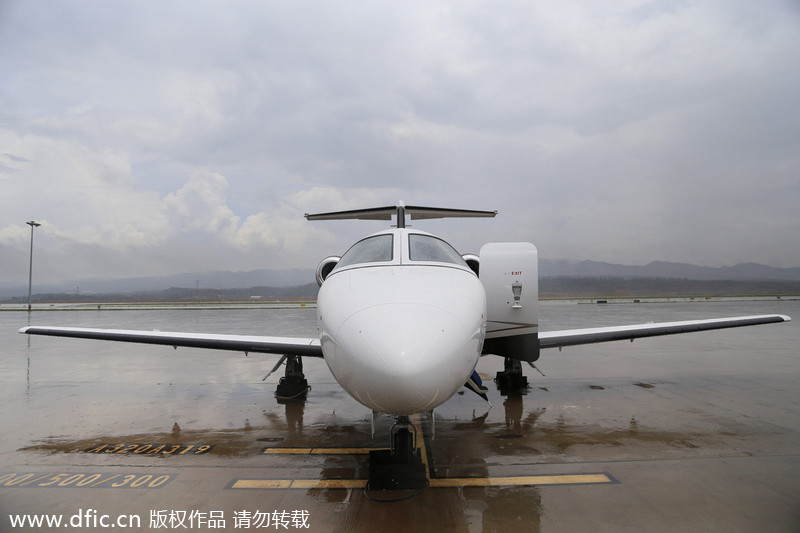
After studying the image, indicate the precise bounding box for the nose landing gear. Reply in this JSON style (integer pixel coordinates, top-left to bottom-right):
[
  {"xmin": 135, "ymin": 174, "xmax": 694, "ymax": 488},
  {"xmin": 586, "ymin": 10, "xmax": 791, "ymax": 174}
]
[{"xmin": 367, "ymin": 416, "xmax": 429, "ymax": 491}]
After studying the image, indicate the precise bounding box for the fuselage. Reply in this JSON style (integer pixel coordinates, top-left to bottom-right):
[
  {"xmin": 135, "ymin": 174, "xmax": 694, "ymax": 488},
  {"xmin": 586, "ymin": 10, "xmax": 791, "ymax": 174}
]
[{"xmin": 317, "ymin": 228, "xmax": 487, "ymax": 415}]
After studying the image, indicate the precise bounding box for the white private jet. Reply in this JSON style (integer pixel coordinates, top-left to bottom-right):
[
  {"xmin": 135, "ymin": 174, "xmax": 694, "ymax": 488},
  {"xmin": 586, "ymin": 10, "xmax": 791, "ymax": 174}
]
[{"xmin": 20, "ymin": 202, "xmax": 791, "ymax": 490}]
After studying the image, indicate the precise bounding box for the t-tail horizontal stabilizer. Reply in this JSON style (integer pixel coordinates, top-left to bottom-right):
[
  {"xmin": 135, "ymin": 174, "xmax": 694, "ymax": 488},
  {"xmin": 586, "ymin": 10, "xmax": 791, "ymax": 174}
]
[{"xmin": 305, "ymin": 201, "xmax": 497, "ymax": 228}]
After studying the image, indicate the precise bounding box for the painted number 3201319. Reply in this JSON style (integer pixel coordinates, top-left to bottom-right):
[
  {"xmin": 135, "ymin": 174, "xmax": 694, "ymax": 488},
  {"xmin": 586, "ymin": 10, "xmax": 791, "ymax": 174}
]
[{"xmin": 84, "ymin": 443, "xmax": 213, "ymax": 456}]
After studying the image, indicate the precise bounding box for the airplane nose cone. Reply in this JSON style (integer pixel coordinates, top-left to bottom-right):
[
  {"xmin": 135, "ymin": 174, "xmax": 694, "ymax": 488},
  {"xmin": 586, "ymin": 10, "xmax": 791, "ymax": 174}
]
[{"xmin": 329, "ymin": 303, "xmax": 483, "ymax": 414}]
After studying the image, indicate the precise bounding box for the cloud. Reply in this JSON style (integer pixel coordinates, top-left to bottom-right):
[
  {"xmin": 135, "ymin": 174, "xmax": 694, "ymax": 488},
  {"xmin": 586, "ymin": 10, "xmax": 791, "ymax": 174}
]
[
  {"xmin": 1, "ymin": 0, "xmax": 799, "ymax": 288},
  {"xmin": 0, "ymin": 138, "xmax": 404, "ymax": 283},
  {"xmin": 163, "ymin": 171, "xmax": 240, "ymax": 237}
]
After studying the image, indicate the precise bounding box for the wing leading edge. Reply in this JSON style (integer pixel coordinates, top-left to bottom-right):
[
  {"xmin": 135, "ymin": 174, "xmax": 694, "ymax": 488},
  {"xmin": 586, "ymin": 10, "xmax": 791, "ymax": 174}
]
[
  {"xmin": 20, "ymin": 314, "xmax": 790, "ymax": 357},
  {"xmin": 538, "ymin": 314, "xmax": 791, "ymax": 350},
  {"xmin": 19, "ymin": 326, "xmax": 323, "ymax": 358}
]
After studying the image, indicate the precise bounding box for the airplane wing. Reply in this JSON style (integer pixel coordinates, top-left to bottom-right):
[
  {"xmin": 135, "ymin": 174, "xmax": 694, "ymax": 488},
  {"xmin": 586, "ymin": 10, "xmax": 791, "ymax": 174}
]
[
  {"xmin": 538, "ymin": 314, "xmax": 790, "ymax": 350},
  {"xmin": 20, "ymin": 314, "xmax": 790, "ymax": 357},
  {"xmin": 19, "ymin": 326, "xmax": 323, "ymax": 358}
]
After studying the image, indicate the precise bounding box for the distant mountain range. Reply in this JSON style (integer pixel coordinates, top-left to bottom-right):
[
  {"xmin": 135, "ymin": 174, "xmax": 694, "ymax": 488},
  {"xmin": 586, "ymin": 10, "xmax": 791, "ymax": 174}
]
[
  {"xmin": 2, "ymin": 260, "xmax": 799, "ymax": 299},
  {"xmin": 539, "ymin": 260, "xmax": 800, "ymax": 281},
  {"xmin": 0, "ymin": 269, "xmax": 315, "ymax": 299}
]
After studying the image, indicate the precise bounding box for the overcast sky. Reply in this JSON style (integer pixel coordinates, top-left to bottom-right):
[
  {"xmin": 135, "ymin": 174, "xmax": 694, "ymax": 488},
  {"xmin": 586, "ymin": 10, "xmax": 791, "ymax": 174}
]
[{"xmin": 1, "ymin": 0, "xmax": 799, "ymax": 285}]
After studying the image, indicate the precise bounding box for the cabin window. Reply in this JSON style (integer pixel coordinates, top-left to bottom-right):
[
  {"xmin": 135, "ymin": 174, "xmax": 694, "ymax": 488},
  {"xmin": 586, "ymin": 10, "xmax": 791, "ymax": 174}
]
[
  {"xmin": 408, "ymin": 234, "xmax": 467, "ymax": 266},
  {"xmin": 334, "ymin": 234, "xmax": 394, "ymax": 269}
]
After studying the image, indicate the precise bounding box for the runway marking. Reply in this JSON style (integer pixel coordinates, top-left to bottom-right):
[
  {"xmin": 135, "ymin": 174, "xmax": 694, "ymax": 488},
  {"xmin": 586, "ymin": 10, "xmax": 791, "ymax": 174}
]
[
  {"xmin": 230, "ymin": 479, "xmax": 367, "ymax": 490},
  {"xmin": 428, "ymin": 473, "xmax": 616, "ymax": 488},
  {"xmin": 229, "ymin": 473, "xmax": 615, "ymax": 490},
  {"xmin": 0, "ymin": 472, "xmax": 176, "ymax": 489},
  {"xmin": 17, "ymin": 473, "xmax": 55, "ymax": 487},
  {"xmin": 410, "ymin": 413, "xmax": 431, "ymax": 477},
  {"xmin": 262, "ymin": 447, "xmax": 375, "ymax": 455},
  {"xmin": 242, "ymin": 415, "xmax": 616, "ymax": 490},
  {"xmin": 84, "ymin": 443, "xmax": 213, "ymax": 456}
]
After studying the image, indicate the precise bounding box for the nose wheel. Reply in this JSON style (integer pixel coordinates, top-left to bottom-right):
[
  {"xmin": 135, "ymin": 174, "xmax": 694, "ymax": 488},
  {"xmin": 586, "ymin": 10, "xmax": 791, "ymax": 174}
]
[{"xmin": 367, "ymin": 416, "xmax": 428, "ymax": 491}]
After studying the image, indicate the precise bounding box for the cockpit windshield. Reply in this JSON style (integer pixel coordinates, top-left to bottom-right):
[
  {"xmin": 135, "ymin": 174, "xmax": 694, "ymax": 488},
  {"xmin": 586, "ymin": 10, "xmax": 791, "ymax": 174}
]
[
  {"xmin": 408, "ymin": 234, "xmax": 467, "ymax": 266},
  {"xmin": 333, "ymin": 234, "xmax": 394, "ymax": 270}
]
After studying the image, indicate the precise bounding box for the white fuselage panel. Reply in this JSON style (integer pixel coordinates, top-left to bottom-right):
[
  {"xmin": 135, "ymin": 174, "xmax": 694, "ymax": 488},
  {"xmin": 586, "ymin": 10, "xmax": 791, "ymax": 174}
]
[{"xmin": 317, "ymin": 230, "xmax": 487, "ymax": 415}]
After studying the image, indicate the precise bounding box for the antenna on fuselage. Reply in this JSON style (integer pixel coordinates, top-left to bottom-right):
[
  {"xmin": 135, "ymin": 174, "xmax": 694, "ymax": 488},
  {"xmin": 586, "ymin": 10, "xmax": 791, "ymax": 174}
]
[{"xmin": 305, "ymin": 201, "xmax": 497, "ymax": 228}]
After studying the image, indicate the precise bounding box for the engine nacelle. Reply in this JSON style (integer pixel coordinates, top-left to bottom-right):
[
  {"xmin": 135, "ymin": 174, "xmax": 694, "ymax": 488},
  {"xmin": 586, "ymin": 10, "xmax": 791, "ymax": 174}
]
[
  {"xmin": 315, "ymin": 256, "xmax": 340, "ymax": 286},
  {"xmin": 478, "ymin": 242, "xmax": 539, "ymax": 362},
  {"xmin": 461, "ymin": 253, "xmax": 480, "ymax": 276}
]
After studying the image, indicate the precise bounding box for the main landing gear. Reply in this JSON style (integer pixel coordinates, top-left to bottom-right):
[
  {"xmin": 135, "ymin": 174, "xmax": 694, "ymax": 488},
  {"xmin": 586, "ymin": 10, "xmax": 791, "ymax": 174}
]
[
  {"xmin": 275, "ymin": 356, "xmax": 310, "ymax": 400},
  {"xmin": 367, "ymin": 416, "xmax": 428, "ymax": 492},
  {"xmin": 495, "ymin": 357, "xmax": 529, "ymax": 393}
]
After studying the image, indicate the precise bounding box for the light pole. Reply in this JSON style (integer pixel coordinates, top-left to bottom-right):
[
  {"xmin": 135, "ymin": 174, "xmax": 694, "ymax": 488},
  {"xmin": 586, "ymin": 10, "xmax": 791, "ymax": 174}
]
[{"xmin": 26, "ymin": 220, "xmax": 41, "ymax": 312}]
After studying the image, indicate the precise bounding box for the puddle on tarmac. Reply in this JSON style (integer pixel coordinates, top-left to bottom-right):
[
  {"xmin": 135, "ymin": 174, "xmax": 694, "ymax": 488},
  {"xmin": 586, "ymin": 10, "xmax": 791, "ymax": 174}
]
[{"xmin": 436, "ymin": 392, "xmax": 757, "ymax": 462}]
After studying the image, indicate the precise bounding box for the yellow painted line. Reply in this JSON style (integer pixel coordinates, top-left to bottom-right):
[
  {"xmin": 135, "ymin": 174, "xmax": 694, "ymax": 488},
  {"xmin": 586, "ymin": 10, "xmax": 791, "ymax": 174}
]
[
  {"xmin": 429, "ymin": 473, "xmax": 614, "ymax": 488},
  {"xmin": 291, "ymin": 479, "xmax": 367, "ymax": 489},
  {"xmin": 410, "ymin": 414, "xmax": 430, "ymax": 473},
  {"xmin": 241, "ymin": 417, "xmax": 616, "ymax": 490},
  {"xmin": 262, "ymin": 416, "xmax": 429, "ymax": 457},
  {"xmin": 230, "ymin": 473, "xmax": 614, "ymax": 490},
  {"xmin": 231, "ymin": 479, "xmax": 367, "ymax": 489},
  {"xmin": 231, "ymin": 479, "xmax": 293, "ymax": 489},
  {"xmin": 262, "ymin": 447, "xmax": 378, "ymax": 455}
]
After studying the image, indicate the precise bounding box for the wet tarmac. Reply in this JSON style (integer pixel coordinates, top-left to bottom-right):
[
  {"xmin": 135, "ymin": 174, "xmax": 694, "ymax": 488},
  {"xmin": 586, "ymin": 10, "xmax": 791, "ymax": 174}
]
[{"xmin": 2, "ymin": 299, "xmax": 799, "ymax": 531}]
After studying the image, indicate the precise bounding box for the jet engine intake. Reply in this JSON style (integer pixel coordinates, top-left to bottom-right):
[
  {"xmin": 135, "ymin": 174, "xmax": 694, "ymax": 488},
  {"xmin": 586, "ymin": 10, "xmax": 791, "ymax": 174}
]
[
  {"xmin": 461, "ymin": 253, "xmax": 480, "ymax": 276},
  {"xmin": 315, "ymin": 256, "xmax": 340, "ymax": 286}
]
